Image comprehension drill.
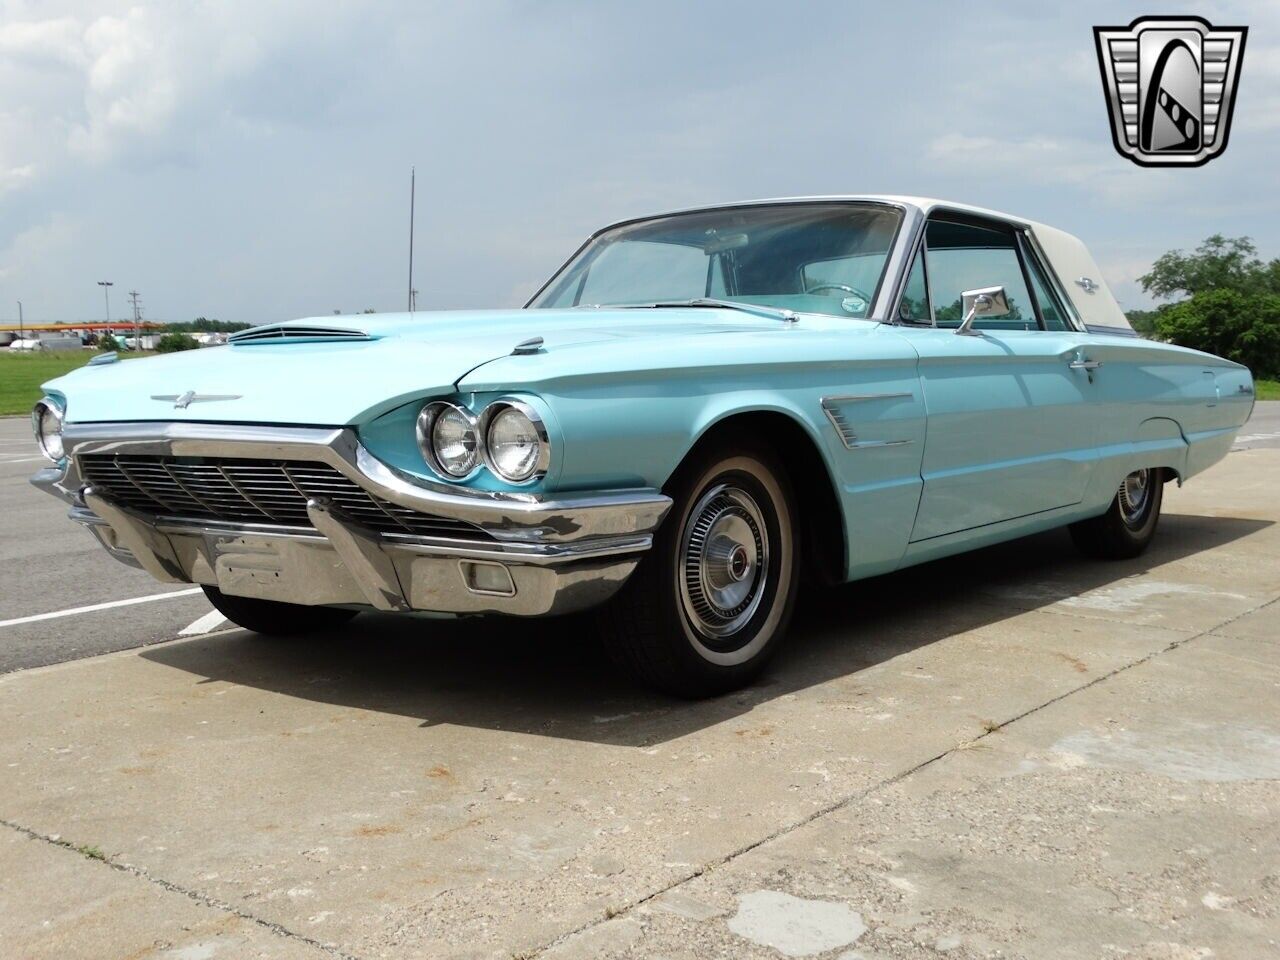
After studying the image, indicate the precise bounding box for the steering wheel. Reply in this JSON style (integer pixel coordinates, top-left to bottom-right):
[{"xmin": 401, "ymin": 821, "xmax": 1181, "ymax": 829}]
[
  {"xmin": 806, "ymin": 281, "xmax": 870, "ymax": 299},
  {"xmin": 805, "ymin": 281, "xmax": 873, "ymax": 314}
]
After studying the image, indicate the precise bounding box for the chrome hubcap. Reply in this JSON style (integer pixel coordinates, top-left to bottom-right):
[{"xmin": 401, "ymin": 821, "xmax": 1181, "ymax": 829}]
[
  {"xmin": 679, "ymin": 484, "xmax": 769, "ymax": 640},
  {"xmin": 1118, "ymin": 469, "xmax": 1151, "ymax": 526}
]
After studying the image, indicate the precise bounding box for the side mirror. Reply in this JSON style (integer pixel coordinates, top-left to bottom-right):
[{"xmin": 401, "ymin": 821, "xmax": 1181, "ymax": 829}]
[{"xmin": 956, "ymin": 286, "xmax": 1010, "ymax": 336}]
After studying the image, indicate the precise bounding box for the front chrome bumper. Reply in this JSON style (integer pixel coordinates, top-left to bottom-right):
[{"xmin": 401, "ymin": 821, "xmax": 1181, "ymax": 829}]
[{"xmin": 32, "ymin": 423, "xmax": 672, "ymax": 617}]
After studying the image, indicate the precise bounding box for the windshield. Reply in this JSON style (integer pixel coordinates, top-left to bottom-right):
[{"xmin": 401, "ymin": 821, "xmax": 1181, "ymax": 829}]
[{"xmin": 528, "ymin": 202, "xmax": 902, "ymax": 319}]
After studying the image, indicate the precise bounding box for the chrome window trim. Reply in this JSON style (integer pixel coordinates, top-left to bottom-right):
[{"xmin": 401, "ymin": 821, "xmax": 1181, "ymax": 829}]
[
  {"xmin": 1021, "ymin": 230, "xmax": 1088, "ymax": 333},
  {"xmin": 884, "ymin": 208, "xmax": 931, "ymax": 327},
  {"xmin": 892, "ymin": 209, "xmax": 1063, "ymax": 333},
  {"xmin": 525, "ymin": 198, "xmax": 918, "ymax": 322}
]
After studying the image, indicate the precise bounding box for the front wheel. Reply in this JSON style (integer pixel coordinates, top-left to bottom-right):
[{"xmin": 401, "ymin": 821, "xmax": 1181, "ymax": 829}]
[
  {"xmin": 598, "ymin": 437, "xmax": 800, "ymax": 697},
  {"xmin": 1069, "ymin": 468, "xmax": 1164, "ymax": 560},
  {"xmin": 202, "ymin": 586, "xmax": 359, "ymax": 636}
]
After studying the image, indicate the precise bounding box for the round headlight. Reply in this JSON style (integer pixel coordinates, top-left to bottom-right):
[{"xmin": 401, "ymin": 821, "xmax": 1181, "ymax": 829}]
[
  {"xmin": 484, "ymin": 403, "xmax": 547, "ymax": 482},
  {"xmin": 416, "ymin": 403, "xmax": 478, "ymax": 478},
  {"xmin": 32, "ymin": 400, "xmax": 64, "ymax": 462}
]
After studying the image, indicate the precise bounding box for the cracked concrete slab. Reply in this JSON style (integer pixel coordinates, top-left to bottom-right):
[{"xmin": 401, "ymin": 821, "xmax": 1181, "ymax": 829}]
[
  {"xmin": 544, "ymin": 629, "xmax": 1280, "ymax": 959},
  {"xmin": 0, "ymin": 827, "xmax": 334, "ymax": 960},
  {"xmin": 1, "ymin": 451, "xmax": 1276, "ymax": 959}
]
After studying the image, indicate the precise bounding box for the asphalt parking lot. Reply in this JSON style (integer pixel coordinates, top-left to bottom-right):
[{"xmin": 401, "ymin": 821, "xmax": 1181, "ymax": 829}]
[{"xmin": 1, "ymin": 408, "xmax": 1278, "ymax": 959}]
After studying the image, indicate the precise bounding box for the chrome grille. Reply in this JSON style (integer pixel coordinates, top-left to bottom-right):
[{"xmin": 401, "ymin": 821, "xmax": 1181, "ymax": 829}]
[{"xmin": 78, "ymin": 454, "xmax": 490, "ymax": 539}]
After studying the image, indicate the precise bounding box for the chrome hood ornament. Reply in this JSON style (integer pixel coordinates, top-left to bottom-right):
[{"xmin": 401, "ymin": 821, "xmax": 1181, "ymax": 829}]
[{"xmin": 151, "ymin": 391, "xmax": 243, "ymax": 410}]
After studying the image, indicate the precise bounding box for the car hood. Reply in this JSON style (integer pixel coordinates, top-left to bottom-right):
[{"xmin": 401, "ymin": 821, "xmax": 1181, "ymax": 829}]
[{"xmin": 47, "ymin": 308, "xmax": 799, "ymax": 425}]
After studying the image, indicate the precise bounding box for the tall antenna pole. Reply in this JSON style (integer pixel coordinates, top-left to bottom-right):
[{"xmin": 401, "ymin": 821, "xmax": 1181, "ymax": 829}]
[
  {"xmin": 16, "ymin": 301, "xmax": 22, "ymax": 342},
  {"xmin": 407, "ymin": 167, "xmax": 416, "ymax": 313},
  {"xmin": 129, "ymin": 290, "xmax": 142, "ymax": 350}
]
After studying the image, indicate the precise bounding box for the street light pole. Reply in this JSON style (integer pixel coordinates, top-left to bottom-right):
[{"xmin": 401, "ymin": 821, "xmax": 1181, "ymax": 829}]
[
  {"xmin": 97, "ymin": 281, "xmax": 113, "ymax": 334},
  {"xmin": 16, "ymin": 300, "xmax": 22, "ymax": 342}
]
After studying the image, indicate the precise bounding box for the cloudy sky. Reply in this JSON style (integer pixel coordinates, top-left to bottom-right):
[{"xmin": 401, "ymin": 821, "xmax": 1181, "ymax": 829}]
[{"xmin": 1, "ymin": 1, "xmax": 1276, "ymax": 326}]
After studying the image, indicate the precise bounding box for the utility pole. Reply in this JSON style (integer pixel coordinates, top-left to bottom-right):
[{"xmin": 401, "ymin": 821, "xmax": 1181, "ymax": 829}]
[
  {"xmin": 97, "ymin": 281, "xmax": 113, "ymax": 333},
  {"xmin": 128, "ymin": 290, "xmax": 142, "ymax": 350},
  {"xmin": 407, "ymin": 167, "xmax": 416, "ymax": 312},
  {"xmin": 16, "ymin": 301, "xmax": 22, "ymax": 342}
]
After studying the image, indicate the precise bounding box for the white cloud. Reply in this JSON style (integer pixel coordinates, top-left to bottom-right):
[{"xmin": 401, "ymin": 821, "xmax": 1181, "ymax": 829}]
[
  {"xmin": 0, "ymin": 2, "xmax": 363, "ymax": 190},
  {"xmin": 924, "ymin": 132, "xmax": 1175, "ymax": 206},
  {"xmin": 1236, "ymin": 43, "xmax": 1280, "ymax": 133}
]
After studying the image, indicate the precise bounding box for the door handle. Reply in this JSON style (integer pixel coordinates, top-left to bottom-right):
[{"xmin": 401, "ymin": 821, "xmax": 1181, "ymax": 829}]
[{"xmin": 1069, "ymin": 359, "xmax": 1103, "ymax": 370}]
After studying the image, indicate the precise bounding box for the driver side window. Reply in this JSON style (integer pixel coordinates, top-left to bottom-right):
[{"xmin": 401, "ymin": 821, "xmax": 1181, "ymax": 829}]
[{"xmin": 924, "ymin": 220, "xmax": 1036, "ymax": 330}]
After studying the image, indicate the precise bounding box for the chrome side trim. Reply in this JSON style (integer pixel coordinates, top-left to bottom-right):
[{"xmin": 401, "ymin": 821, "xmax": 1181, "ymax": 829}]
[
  {"xmin": 821, "ymin": 392, "xmax": 914, "ymax": 403},
  {"xmin": 307, "ymin": 498, "xmax": 410, "ymax": 611},
  {"xmin": 820, "ymin": 394, "xmax": 915, "ymax": 450}
]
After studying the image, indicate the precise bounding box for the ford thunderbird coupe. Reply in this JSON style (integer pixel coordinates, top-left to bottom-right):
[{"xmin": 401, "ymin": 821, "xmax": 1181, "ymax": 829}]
[{"xmin": 31, "ymin": 197, "xmax": 1254, "ymax": 696}]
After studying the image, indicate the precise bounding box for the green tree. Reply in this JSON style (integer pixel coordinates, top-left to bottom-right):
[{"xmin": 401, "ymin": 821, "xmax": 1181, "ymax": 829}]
[
  {"xmin": 1124, "ymin": 308, "xmax": 1160, "ymax": 335},
  {"xmin": 155, "ymin": 332, "xmax": 199, "ymax": 353},
  {"xmin": 1153, "ymin": 290, "xmax": 1280, "ymax": 378},
  {"xmin": 164, "ymin": 318, "xmax": 249, "ymax": 333},
  {"xmin": 1139, "ymin": 235, "xmax": 1279, "ymax": 300},
  {"xmin": 97, "ymin": 333, "xmax": 120, "ymax": 352}
]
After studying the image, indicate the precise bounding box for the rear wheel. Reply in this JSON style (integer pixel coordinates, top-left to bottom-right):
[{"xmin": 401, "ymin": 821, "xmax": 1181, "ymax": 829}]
[
  {"xmin": 1069, "ymin": 468, "xmax": 1164, "ymax": 560},
  {"xmin": 598, "ymin": 437, "xmax": 799, "ymax": 697},
  {"xmin": 202, "ymin": 586, "xmax": 359, "ymax": 636}
]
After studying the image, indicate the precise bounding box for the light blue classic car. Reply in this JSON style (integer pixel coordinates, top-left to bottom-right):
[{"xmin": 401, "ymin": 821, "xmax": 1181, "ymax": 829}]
[{"xmin": 31, "ymin": 197, "xmax": 1254, "ymax": 696}]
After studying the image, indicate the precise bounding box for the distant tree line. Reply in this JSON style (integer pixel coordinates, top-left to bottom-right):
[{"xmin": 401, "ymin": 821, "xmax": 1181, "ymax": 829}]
[
  {"xmin": 1126, "ymin": 235, "xmax": 1280, "ymax": 378},
  {"xmin": 162, "ymin": 317, "xmax": 251, "ymax": 333}
]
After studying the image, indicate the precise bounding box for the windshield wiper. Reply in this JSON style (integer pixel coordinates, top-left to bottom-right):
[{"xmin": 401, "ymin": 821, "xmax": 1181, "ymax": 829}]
[{"xmin": 617, "ymin": 298, "xmax": 799, "ymax": 324}]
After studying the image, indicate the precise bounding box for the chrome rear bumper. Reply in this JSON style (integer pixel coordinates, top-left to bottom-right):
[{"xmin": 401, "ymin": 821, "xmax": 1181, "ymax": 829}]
[{"xmin": 32, "ymin": 423, "xmax": 672, "ymax": 617}]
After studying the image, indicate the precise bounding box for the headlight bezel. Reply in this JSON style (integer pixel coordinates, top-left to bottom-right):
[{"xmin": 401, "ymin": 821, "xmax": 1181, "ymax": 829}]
[
  {"xmin": 416, "ymin": 401, "xmax": 482, "ymax": 479},
  {"xmin": 32, "ymin": 398, "xmax": 65, "ymax": 463},
  {"xmin": 479, "ymin": 398, "xmax": 550, "ymax": 484}
]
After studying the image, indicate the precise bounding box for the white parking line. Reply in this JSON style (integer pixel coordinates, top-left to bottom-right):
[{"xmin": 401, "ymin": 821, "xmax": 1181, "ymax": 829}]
[
  {"xmin": 179, "ymin": 609, "xmax": 227, "ymax": 635},
  {"xmin": 0, "ymin": 588, "xmax": 203, "ymax": 629}
]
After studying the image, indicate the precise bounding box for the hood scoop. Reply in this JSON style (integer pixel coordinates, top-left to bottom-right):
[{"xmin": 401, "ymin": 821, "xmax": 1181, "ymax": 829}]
[{"xmin": 230, "ymin": 323, "xmax": 374, "ymax": 345}]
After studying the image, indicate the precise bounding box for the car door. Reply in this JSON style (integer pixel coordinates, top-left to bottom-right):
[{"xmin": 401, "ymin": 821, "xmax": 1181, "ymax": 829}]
[{"xmin": 892, "ymin": 216, "xmax": 1100, "ymax": 542}]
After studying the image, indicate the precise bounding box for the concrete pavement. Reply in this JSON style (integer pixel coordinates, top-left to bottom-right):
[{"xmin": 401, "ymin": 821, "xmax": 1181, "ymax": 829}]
[
  {"xmin": 0, "ymin": 417, "xmax": 219, "ymax": 673},
  {"xmin": 0, "ymin": 442, "xmax": 1276, "ymax": 958}
]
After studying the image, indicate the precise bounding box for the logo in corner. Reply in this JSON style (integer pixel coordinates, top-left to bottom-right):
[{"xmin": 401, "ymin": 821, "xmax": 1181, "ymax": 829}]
[
  {"xmin": 1094, "ymin": 16, "xmax": 1247, "ymax": 167},
  {"xmin": 151, "ymin": 391, "xmax": 242, "ymax": 410}
]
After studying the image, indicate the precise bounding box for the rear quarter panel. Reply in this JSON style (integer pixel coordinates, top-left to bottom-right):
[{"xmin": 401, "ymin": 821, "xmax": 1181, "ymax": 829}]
[{"xmin": 1080, "ymin": 334, "xmax": 1252, "ymax": 510}]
